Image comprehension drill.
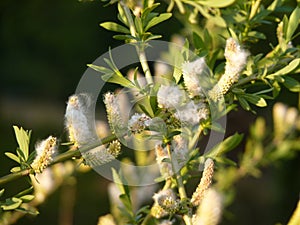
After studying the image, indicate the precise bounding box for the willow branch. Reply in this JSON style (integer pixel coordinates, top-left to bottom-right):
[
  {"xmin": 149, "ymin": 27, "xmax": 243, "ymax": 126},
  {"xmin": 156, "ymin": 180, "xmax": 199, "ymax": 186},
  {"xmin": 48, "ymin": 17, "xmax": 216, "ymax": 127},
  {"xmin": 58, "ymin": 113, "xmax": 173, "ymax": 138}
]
[{"xmin": 0, "ymin": 134, "xmax": 117, "ymax": 187}]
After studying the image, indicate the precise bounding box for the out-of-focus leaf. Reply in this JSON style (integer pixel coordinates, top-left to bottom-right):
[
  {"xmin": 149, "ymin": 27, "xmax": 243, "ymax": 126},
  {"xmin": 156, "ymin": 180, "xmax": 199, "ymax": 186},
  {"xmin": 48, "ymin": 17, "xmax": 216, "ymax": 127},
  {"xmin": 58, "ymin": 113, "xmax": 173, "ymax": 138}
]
[
  {"xmin": 209, "ymin": 16, "xmax": 227, "ymax": 27},
  {"xmin": 267, "ymin": 0, "xmax": 282, "ymax": 11},
  {"xmin": 112, "ymin": 168, "xmax": 126, "ymax": 194},
  {"xmin": 243, "ymin": 94, "xmax": 267, "ymax": 107},
  {"xmin": 205, "ymin": 133, "xmax": 244, "ymax": 158},
  {"xmin": 10, "ymin": 167, "xmax": 21, "ymax": 173},
  {"xmin": 198, "ymin": 0, "xmax": 235, "ymax": 8},
  {"xmin": 193, "ymin": 32, "xmax": 205, "ymax": 50},
  {"xmin": 282, "ymin": 76, "xmax": 300, "ymax": 92},
  {"xmin": 15, "ymin": 207, "xmax": 39, "ymax": 215},
  {"xmin": 1, "ymin": 197, "xmax": 22, "ymax": 211},
  {"xmin": 15, "ymin": 187, "xmax": 33, "ymax": 198},
  {"xmin": 19, "ymin": 195, "xmax": 35, "ymax": 202},
  {"xmin": 0, "ymin": 189, "xmax": 4, "ymax": 197},
  {"xmin": 214, "ymin": 156, "xmax": 237, "ymax": 166},
  {"xmin": 248, "ymin": 31, "xmax": 266, "ymax": 40}
]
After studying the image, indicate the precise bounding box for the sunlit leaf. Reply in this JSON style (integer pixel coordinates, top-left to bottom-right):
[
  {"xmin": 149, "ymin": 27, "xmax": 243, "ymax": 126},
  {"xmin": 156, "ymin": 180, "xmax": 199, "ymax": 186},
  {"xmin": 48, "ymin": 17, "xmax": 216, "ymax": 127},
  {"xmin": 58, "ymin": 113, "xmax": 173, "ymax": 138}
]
[
  {"xmin": 19, "ymin": 195, "xmax": 35, "ymax": 202},
  {"xmin": 10, "ymin": 167, "xmax": 21, "ymax": 173},
  {"xmin": 5, "ymin": 152, "xmax": 20, "ymax": 163},
  {"xmin": 13, "ymin": 126, "xmax": 31, "ymax": 161},
  {"xmin": 286, "ymin": 7, "xmax": 300, "ymax": 41},
  {"xmin": 144, "ymin": 13, "xmax": 172, "ymax": 31},
  {"xmin": 1, "ymin": 197, "xmax": 22, "ymax": 211},
  {"xmin": 100, "ymin": 22, "xmax": 130, "ymax": 33},
  {"xmin": 198, "ymin": 0, "xmax": 235, "ymax": 8},
  {"xmin": 15, "ymin": 207, "xmax": 39, "ymax": 215},
  {"xmin": 267, "ymin": 58, "xmax": 300, "ymax": 78},
  {"xmin": 0, "ymin": 189, "xmax": 4, "ymax": 197}
]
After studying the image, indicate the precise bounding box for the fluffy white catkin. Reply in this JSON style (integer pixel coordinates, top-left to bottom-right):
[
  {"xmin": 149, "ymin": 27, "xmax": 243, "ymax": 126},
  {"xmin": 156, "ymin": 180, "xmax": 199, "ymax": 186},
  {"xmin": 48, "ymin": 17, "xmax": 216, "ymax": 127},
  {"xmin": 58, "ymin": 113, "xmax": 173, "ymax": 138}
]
[
  {"xmin": 209, "ymin": 38, "xmax": 249, "ymax": 101},
  {"xmin": 64, "ymin": 94, "xmax": 98, "ymax": 148}
]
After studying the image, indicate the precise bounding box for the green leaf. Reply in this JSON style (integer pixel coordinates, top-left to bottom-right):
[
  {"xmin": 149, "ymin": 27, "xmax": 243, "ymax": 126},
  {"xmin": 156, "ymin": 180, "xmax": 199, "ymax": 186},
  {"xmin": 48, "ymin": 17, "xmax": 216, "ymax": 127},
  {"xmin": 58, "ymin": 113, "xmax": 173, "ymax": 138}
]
[
  {"xmin": 88, "ymin": 64, "xmax": 134, "ymax": 88},
  {"xmin": 214, "ymin": 156, "xmax": 237, "ymax": 166},
  {"xmin": 166, "ymin": 130, "xmax": 181, "ymax": 140},
  {"xmin": 267, "ymin": 0, "xmax": 282, "ymax": 11},
  {"xmin": 286, "ymin": 7, "xmax": 300, "ymax": 41},
  {"xmin": 5, "ymin": 152, "xmax": 20, "ymax": 163},
  {"xmin": 10, "ymin": 167, "xmax": 21, "ymax": 173},
  {"xmin": 100, "ymin": 22, "xmax": 130, "ymax": 33},
  {"xmin": 144, "ymin": 13, "xmax": 172, "ymax": 31},
  {"xmin": 193, "ymin": 32, "xmax": 205, "ymax": 50},
  {"xmin": 267, "ymin": 58, "xmax": 300, "ymax": 78},
  {"xmin": 15, "ymin": 187, "xmax": 33, "ymax": 198},
  {"xmin": 149, "ymin": 95, "xmax": 158, "ymax": 114},
  {"xmin": 144, "ymin": 34, "xmax": 162, "ymax": 41},
  {"xmin": 237, "ymin": 96, "xmax": 251, "ymax": 111},
  {"xmin": 119, "ymin": 194, "xmax": 133, "ymax": 213},
  {"xmin": 1, "ymin": 197, "xmax": 22, "ymax": 211},
  {"xmin": 19, "ymin": 195, "xmax": 35, "ymax": 202},
  {"xmin": 134, "ymin": 17, "xmax": 144, "ymax": 36},
  {"xmin": 138, "ymin": 103, "xmax": 153, "ymax": 117},
  {"xmin": 205, "ymin": 133, "xmax": 244, "ymax": 158},
  {"xmin": 0, "ymin": 189, "xmax": 4, "ymax": 197},
  {"xmin": 113, "ymin": 34, "xmax": 137, "ymax": 41},
  {"xmin": 243, "ymin": 94, "xmax": 267, "ymax": 107},
  {"xmin": 198, "ymin": 0, "xmax": 235, "ymax": 8},
  {"xmin": 13, "ymin": 126, "xmax": 31, "ymax": 161},
  {"xmin": 112, "ymin": 168, "xmax": 126, "ymax": 194},
  {"xmin": 141, "ymin": 3, "xmax": 160, "ymax": 21},
  {"xmin": 117, "ymin": 3, "xmax": 129, "ymax": 26},
  {"xmin": 282, "ymin": 76, "xmax": 300, "ymax": 92},
  {"xmin": 210, "ymin": 122, "xmax": 225, "ymax": 133},
  {"xmin": 248, "ymin": 31, "xmax": 266, "ymax": 40},
  {"xmin": 208, "ymin": 16, "xmax": 227, "ymax": 28},
  {"xmin": 15, "ymin": 207, "xmax": 39, "ymax": 215},
  {"xmin": 16, "ymin": 148, "xmax": 26, "ymax": 162}
]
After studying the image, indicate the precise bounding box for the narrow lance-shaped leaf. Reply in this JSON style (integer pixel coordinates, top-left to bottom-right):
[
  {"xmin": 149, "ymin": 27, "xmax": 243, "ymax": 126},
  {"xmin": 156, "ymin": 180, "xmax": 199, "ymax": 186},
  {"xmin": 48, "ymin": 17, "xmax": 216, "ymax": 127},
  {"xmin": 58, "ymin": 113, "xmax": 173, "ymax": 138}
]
[
  {"xmin": 205, "ymin": 133, "xmax": 244, "ymax": 158},
  {"xmin": 13, "ymin": 126, "xmax": 31, "ymax": 161},
  {"xmin": 88, "ymin": 64, "xmax": 135, "ymax": 88},
  {"xmin": 286, "ymin": 7, "xmax": 300, "ymax": 41},
  {"xmin": 282, "ymin": 76, "xmax": 300, "ymax": 92},
  {"xmin": 1, "ymin": 197, "xmax": 22, "ymax": 211},
  {"xmin": 0, "ymin": 189, "xmax": 4, "ymax": 197},
  {"xmin": 237, "ymin": 96, "xmax": 251, "ymax": 111},
  {"xmin": 198, "ymin": 0, "xmax": 235, "ymax": 8},
  {"xmin": 267, "ymin": 58, "xmax": 300, "ymax": 78},
  {"xmin": 243, "ymin": 94, "xmax": 267, "ymax": 107},
  {"xmin": 100, "ymin": 22, "xmax": 130, "ymax": 34},
  {"xmin": 144, "ymin": 13, "xmax": 172, "ymax": 31},
  {"xmin": 5, "ymin": 152, "xmax": 20, "ymax": 163}
]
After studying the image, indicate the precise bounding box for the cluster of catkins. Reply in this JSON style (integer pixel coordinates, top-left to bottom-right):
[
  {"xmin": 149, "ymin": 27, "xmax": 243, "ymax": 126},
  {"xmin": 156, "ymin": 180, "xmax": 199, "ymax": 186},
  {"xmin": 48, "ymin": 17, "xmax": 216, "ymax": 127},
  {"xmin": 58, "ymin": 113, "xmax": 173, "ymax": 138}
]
[
  {"xmin": 31, "ymin": 38, "xmax": 248, "ymax": 225},
  {"xmin": 151, "ymin": 159, "xmax": 222, "ymax": 225}
]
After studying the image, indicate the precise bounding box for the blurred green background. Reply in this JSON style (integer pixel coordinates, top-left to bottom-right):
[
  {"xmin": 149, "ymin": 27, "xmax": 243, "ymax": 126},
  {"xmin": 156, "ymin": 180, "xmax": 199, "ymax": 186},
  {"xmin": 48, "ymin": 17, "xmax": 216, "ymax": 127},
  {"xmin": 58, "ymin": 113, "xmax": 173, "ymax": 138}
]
[{"xmin": 0, "ymin": 0, "xmax": 299, "ymax": 225}]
